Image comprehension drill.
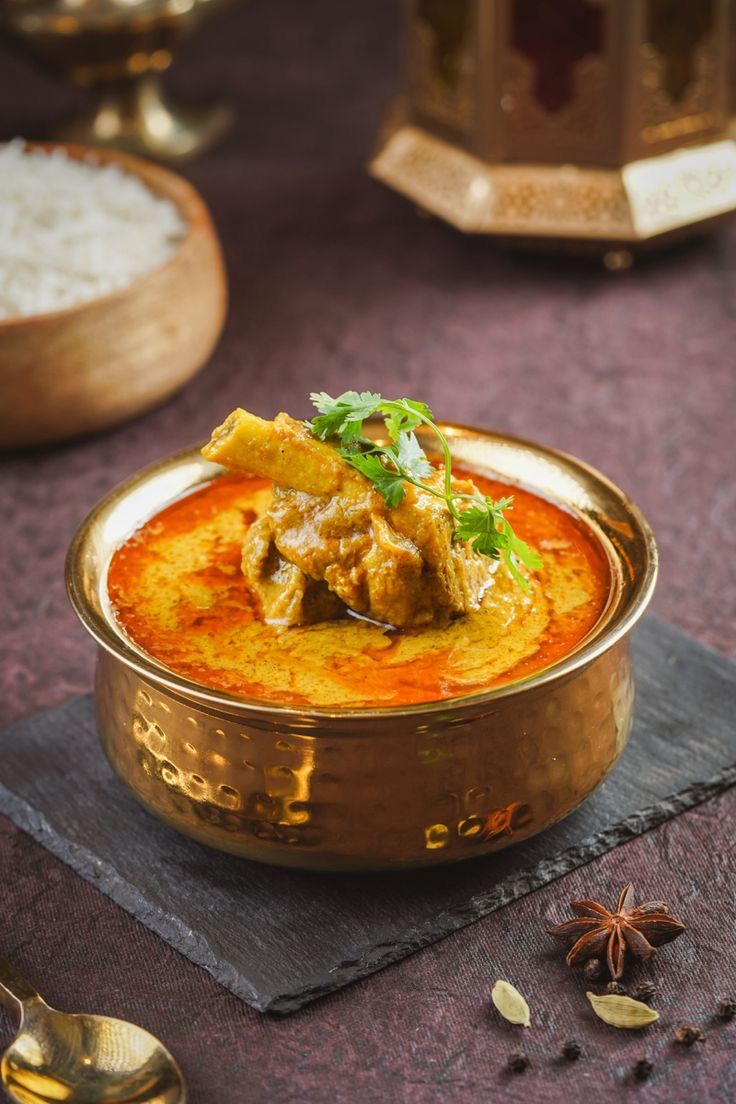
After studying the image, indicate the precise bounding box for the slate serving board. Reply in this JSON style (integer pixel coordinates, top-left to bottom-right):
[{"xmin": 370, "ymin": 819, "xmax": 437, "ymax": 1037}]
[{"xmin": 1, "ymin": 615, "xmax": 734, "ymax": 1014}]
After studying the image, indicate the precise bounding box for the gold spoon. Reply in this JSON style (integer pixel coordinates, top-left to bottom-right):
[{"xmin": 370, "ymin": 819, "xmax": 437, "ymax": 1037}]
[{"xmin": 0, "ymin": 954, "xmax": 186, "ymax": 1103}]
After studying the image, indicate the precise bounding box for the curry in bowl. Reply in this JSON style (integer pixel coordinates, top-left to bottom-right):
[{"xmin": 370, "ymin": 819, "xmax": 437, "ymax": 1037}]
[
  {"xmin": 109, "ymin": 406, "xmax": 610, "ymax": 709},
  {"xmin": 67, "ymin": 394, "xmax": 657, "ymax": 870}
]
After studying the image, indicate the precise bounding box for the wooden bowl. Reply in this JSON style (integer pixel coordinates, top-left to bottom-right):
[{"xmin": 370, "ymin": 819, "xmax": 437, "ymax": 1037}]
[{"xmin": 0, "ymin": 143, "xmax": 227, "ymax": 449}]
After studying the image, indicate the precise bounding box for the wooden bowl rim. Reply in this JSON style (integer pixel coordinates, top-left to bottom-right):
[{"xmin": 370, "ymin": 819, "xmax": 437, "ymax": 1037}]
[{"xmin": 0, "ymin": 140, "xmax": 215, "ymax": 331}]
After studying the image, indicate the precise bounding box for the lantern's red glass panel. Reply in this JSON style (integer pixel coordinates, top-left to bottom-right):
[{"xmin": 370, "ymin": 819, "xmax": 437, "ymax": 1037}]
[
  {"xmin": 647, "ymin": 0, "xmax": 715, "ymax": 102},
  {"xmin": 511, "ymin": 0, "xmax": 603, "ymax": 113}
]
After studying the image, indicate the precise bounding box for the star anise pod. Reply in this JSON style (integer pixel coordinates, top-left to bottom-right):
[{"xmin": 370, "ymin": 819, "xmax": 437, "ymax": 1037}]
[{"xmin": 549, "ymin": 883, "xmax": 685, "ymax": 979}]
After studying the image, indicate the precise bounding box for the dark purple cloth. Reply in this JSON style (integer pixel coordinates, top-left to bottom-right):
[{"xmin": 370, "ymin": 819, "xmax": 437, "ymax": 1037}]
[{"xmin": 1, "ymin": 1, "xmax": 735, "ymax": 1099}]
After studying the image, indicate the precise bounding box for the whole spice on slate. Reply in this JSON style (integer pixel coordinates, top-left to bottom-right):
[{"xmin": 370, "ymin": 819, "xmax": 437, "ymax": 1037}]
[
  {"xmin": 586, "ymin": 992, "xmax": 660, "ymax": 1029},
  {"xmin": 674, "ymin": 1023, "xmax": 704, "ymax": 1046},
  {"xmin": 633, "ymin": 1058, "xmax": 654, "ymax": 1082},
  {"xmin": 632, "ymin": 980, "xmax": 657, "ymax": 1003},
  {"xmin": 717, "ymin": 998, "xmax": 736, "ymax": 1021},
  {"xmin": 491, "ymin": 980, "xmax": 531, "ymax": 1027},
  {"xmin": 549, "ymin": 883, "xmax": 686, "ymax": 979},
  {"xmin": 606, "ymin": 981, "xmax": 628, "ymax": 996},
  {"xmin": 561, "ymin": 1039, "xmax": 583, "ymax": 1061},
  {"xmin": 583, "ymin": 958, "xmax": 604, "ymax": 983},
  {"xmin": 508, "ymin": 1052, "xmax": 529, "ymax": 1073}
]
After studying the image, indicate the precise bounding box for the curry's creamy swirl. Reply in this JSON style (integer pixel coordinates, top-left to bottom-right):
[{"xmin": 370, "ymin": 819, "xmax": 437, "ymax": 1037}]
[{"xmin": 108, "ymin": 471, "xmax": 610, "ymax": 708}]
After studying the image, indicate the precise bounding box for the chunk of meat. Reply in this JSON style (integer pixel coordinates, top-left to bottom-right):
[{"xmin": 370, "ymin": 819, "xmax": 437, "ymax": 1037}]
[
  {"xmin": 242, "ymin": 515, "xmax": 345, "ymax": 626},
  {"xmin": 203, "ymin": 410, "xmax": 497, "ymax": 628}
]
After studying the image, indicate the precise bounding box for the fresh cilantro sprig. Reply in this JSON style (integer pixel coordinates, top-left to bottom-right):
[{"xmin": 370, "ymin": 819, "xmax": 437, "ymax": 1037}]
[
  {"xmin": 309, "ymin": 391, "xmax": 383, "ymax": 445},
  {"xmin": 307, "ymin": 391, "xmax": 542, "ymax": 589}
]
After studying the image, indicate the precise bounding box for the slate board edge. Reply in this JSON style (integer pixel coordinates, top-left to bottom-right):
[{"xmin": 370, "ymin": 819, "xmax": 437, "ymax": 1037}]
[
  {"xmin": 1, "ymin": 762, "xmax": 734, "ymax": 1015},
  {"xmin": 0, "ymin": 779, "xmax": 261, "ymax": 1011}
]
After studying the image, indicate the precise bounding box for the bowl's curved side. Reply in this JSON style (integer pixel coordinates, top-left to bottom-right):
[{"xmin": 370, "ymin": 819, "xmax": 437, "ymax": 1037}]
[
  {"xmin": 0, "ymin": 143, "xmax": 227, "ymax": 448},
  {"xmin": 94, "ymin": 638, "xmax": 634, "ymax": 871}
]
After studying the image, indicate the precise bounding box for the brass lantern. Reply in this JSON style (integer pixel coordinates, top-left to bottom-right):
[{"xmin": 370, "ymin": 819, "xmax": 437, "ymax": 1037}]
[{"xmin": 370, "ymin": 0, "xmax": 736, "ymax": 250}]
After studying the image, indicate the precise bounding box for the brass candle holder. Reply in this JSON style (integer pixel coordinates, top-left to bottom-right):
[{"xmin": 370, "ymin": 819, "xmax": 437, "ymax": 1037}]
[
  {"xmin": 371, "ymin": 0, "xmax": 736, "ymax": 254},
  {"xmin": 0, "ymin": 0, "xmax": 238, "ymax": 161}
]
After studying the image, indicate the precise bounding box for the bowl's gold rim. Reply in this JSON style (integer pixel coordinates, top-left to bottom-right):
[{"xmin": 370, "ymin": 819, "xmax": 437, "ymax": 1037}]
[
  {"xmin": 66, "ymin": 424, "xmax": 658, "ymax": 724},
  {"xmin": 0, "ymin": 141, "xmax": 206, "ymax": 331}
]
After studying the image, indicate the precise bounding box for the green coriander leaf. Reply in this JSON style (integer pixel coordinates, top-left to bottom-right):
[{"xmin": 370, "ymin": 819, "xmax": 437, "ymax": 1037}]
[
  {"xmin": 498, "ymin": 526, "xmax": 543, "ymax": 590},
  {"xmin": 455, "ymin": 498, "xmax": 543, "ymax": 589},
  {"xmin": 309, "ymin": 411, "xmax": 345, "ymax": 441},
  {"xmin": 454, "ymin": 504, "xmax": 504, "ymax": 559},
  {"xmin": 340, "ymin": 449, "xmax": 407, "ymax": 508},
  {"xmin": 502, "ymin": 521, "xmax": 543, "ymax": 571},
  {"xmin": 309, "ymin": 390, "xmax": 381, "ymax": 418},
  {"xmin": 338, "ymin": 419, "xmax": 364, "ymax": 446},
  {"xmin": 393, "ymin": 431, "xmax": 433, "ymax": 479},
  {"xmin": 309, "ymin": 390, "xmax": 382, "ymax": 441},
  {"xmin": 309, "ymin": 391, "xmax": 340, "ymax": 415},
  {"xmin": 501, "ymin": 549, "xmax": 527, "ymax": 589},
  {"xmin": 380, "ymin": 398, "xmax": 433, "ymax": 441},
  {"xmin": 341, "ymin": 392, "xmax": 384, "ymax": 423}
]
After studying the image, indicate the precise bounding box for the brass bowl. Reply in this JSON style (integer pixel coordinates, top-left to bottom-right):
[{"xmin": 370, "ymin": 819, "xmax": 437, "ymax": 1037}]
[
  {"xmin": 66, "ymin": 425, "xmax": 657, "ymax": 871},
  {"xmin": 0, "ymin": 142, "xmax": 227, "ymax": 449}
]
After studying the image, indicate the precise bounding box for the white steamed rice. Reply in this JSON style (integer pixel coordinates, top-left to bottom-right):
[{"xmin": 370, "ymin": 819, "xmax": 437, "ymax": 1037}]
[{"xmin": 0, "ymin": 139, "xmax": 187, "ymax": 320}]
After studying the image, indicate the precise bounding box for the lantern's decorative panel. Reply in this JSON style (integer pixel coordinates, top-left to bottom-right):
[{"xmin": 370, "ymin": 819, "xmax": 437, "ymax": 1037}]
[
  {"xmin": 631, "ymin": 0, "xmax": 725, "ymax": 156},
  {"xmin": 371, "ymin": 0, "xmax": 736, "ymax": 247},
  {"xmin": 503, "ymin": 0, "xmax": 616, "ymax": 166},
  {"xmin": 409, "ymin": 0, "xmax": 478, "ymax": 139}
]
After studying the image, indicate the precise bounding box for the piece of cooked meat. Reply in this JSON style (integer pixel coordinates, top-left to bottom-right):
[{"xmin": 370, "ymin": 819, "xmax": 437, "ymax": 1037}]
[
  {"xmin": 203, "ymin": 409, "xmax": 497, "ymax": 628},
  {"xmin": 241, "ymin": 514, "xmax": 346, "ymax": 626}
]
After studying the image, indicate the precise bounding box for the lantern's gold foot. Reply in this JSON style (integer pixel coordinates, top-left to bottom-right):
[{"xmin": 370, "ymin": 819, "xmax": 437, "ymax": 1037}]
[
  {"xmin": 603, "ymin": 249, "xmax": 634, "ymax": 272},
  {"xmin": 55, "ymin": 74, "xmax": 233, "ymax": 163}
]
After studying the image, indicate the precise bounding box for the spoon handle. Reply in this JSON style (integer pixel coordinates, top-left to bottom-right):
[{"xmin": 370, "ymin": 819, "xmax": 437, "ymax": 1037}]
[{"xmin": 0, "ymin": 955, "xmax": 41, "ymax": 1015}]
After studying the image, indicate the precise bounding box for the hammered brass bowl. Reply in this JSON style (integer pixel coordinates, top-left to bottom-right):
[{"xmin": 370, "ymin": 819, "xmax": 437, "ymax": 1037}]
[{"xmin": 66, "ymin": 425, "xmax": 657, "ymax": 871}]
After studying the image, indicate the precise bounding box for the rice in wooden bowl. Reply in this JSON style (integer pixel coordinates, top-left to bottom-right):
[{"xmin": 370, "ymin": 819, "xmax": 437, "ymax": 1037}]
[{"xmin": 0, "ymin": 141, "xmax": 226, "ymax": 448}]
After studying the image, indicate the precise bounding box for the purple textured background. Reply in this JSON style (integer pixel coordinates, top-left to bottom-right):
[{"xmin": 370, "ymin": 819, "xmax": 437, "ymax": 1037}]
[{"xmin": 1, "ymin": 1, "xmax": 735, "ymax": 1100}]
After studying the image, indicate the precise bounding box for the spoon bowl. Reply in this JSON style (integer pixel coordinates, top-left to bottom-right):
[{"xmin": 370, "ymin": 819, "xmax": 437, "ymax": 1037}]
[{"xmin": 0, "ymin": 958, "xmax": 186, "ymax": 1104}]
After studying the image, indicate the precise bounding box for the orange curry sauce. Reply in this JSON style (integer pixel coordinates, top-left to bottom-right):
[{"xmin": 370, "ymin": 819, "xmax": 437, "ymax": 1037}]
[{"xmin": 108, "ymin": 471, "xmax": 611, "ymax": 708}]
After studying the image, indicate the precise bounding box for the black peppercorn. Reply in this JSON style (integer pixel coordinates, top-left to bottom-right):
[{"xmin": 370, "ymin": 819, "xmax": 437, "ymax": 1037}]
[
  {"xmin": 717, "ymin": 998, "xmax": 736, "ymax": 1021},
  {"xmin": 674, "ymin": 1023, "xmax": 704, "ymax": 1046},
  {"xmin": 606, "ymin": 980, "xmax": 627, "ymax": 996},
  {"xmin": 632, "ymin": 980, "xmax": 657, "ymax": 1003},
  {"xmin": 633, "ymin": 1058, "xmax": 654, "ymax": 1082},
  {"xmin": 582, "ymin": 958, "xmax": 604, "ymax": 983},
  {"xmin": 561, "ymin": 1039, "xmax": 582, "ymax": 1061},
  {"xmin": 508, "ymin": 1052, "xmax": 529, "ymax": 1073}
]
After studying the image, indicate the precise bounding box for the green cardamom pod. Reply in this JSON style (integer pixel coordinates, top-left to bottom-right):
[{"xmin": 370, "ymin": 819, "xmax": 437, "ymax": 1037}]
[
  {"xmin": 586, "ymin": 991, "xmax": 660, "ymax": 1029},
  {"xmin": 491, "ymin": 980, "xmax": 531, "ymax": 1027}
]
